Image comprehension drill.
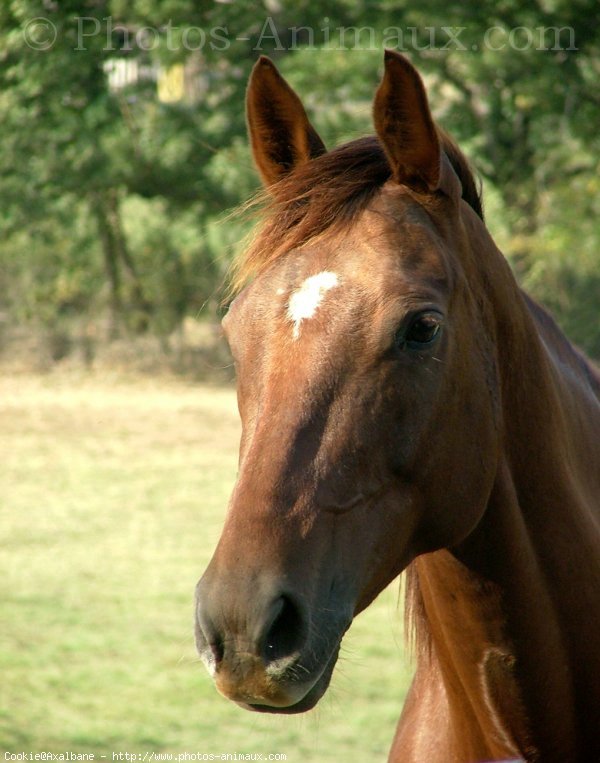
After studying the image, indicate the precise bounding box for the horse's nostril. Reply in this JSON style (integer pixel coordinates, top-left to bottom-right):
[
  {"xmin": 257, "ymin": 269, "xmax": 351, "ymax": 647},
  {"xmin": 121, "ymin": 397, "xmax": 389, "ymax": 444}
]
[
  {"xmin": 262, "ymin": 594, "xmax": 306, "ymax": 664},
  {"xmin": 209, "ymin": 635, "xmax": 224, "ymax": 666}
]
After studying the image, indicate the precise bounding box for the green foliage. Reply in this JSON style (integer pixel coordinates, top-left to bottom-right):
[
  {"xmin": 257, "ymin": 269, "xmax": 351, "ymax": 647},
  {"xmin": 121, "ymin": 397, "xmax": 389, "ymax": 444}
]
[
  {"xmin": 0, "ymin": 0, "xmax": 598, "ymax": 357},
  {"xmin": 519, "ymin": 176, "xmax": 600, "ymax": 357}
]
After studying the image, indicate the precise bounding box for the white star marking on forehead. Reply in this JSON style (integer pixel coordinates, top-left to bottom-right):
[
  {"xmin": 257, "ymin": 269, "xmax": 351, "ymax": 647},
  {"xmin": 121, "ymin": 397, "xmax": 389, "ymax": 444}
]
[{"xmin": 287, "ymin": 271, "xmax": 340, "ymax": 340}]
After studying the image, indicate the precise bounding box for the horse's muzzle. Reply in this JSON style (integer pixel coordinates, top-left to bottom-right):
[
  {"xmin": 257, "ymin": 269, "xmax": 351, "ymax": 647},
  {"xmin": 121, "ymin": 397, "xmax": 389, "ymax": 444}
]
[{"xmin": 194, "ymin": 570, "xmax": 350, "ymax": 712}]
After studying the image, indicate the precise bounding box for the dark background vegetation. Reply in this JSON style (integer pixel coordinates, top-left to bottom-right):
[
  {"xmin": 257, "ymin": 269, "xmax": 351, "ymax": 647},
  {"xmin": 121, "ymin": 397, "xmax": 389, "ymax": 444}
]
[{"xmin": 1, "ymin": 0, "xmax": 599, "ymax": 373}]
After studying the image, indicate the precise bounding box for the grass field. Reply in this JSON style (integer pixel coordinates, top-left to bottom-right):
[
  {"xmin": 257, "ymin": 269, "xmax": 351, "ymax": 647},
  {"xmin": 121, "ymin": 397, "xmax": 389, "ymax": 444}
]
[{"xmin": 0, "ymin": 374, "xmax": 413, "ymax": 761}]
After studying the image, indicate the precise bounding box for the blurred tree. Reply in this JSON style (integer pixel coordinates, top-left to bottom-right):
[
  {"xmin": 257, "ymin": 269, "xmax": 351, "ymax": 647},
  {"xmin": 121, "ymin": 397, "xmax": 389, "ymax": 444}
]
[
  {"xmin": 385, "ymin": 1, "xmax": 600, "ymax": 266},
  {"xmin": 0, "ymin": 0, "xmax": 598, "ymax": 357}
]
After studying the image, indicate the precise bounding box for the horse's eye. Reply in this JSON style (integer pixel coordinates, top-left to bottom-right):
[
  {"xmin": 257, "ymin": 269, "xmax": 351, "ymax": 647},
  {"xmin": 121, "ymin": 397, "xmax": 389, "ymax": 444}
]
[{"xmin": 396, "ymin": 311, "xmax": 443, "ymax": 351}]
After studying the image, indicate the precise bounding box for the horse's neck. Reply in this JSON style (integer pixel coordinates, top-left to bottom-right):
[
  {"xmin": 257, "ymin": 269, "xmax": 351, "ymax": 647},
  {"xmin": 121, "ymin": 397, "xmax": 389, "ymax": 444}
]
[
  {"xmin": 411, "ymin": 544, "xmax": 540, "ymax": 761},
  {"xmin": 489, "ymin": 298, "xmax": 600, "ymax": 757},
  {"xmin": 413, "ymin": 270, "xmax": 600, "ymax": 760},
  {"xmin": 414, "ymin": 456, "xmax": 597, "ymax": 760},
  {"xmin": 492, "ymin": 284, "xmax": 600, "ymax": 620}
]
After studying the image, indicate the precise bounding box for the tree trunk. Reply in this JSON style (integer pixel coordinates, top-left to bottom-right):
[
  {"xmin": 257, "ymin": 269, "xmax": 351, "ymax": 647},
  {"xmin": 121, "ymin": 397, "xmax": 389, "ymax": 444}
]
[
  {"xmin": 91, "ymin": 192, "xmax": 122, "ymax": 340},
  {"xmin": 105, "ymin": 189, "xmax": 152, "ymax": 333}
]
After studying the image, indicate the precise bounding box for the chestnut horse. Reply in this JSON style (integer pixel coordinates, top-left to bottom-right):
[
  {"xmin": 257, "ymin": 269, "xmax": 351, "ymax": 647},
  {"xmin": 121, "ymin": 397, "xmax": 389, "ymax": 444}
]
[{"xmin": 195, "ymin": 51, "xmax": 600, "ymax": 762}]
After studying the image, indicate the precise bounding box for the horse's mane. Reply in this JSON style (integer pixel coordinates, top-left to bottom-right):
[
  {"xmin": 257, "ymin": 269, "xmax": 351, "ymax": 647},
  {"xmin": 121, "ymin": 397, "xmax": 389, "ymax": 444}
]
[
  {"xmin": 404, "ymin": 562, "xmax": 431, "ymax": 658},
  {"xmin": 230, "ymin": 130, "xmax": 483, "ymax": 296}
]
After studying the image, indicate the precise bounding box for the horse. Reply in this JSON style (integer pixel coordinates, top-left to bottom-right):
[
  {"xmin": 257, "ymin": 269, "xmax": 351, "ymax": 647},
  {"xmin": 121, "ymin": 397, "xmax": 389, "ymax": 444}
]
[{"xmin": 195, "ymin": 51, "xmax": 600, "ymax": 762}]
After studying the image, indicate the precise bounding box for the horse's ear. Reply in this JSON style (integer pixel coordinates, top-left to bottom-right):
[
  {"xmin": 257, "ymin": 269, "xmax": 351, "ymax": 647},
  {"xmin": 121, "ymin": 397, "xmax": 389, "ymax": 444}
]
[
  {"xmin": 373, "ymin": 50, "xmax": 441, "ymax": 193},
  {"xmin": 246, "ymin": 56, "xmax": 326, "ymax": 187}
]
